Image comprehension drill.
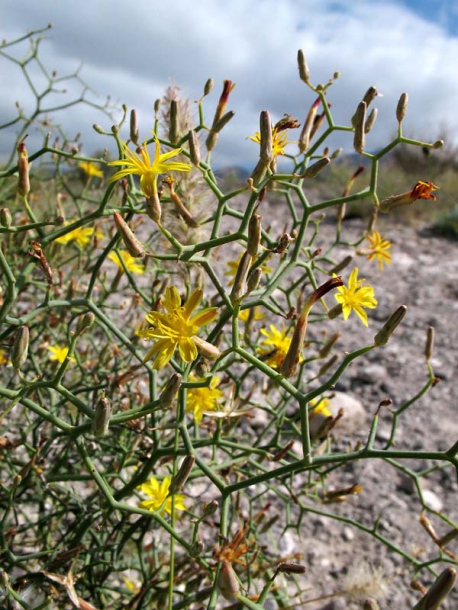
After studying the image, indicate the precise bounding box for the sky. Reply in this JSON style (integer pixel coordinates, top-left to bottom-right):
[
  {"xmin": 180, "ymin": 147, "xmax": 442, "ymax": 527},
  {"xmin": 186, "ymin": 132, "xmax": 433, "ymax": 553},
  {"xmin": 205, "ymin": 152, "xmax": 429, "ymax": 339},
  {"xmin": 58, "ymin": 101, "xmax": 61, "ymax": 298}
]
[{"xmin": 1, "ymin": 0, "xmax": 458, "ymax": 168}]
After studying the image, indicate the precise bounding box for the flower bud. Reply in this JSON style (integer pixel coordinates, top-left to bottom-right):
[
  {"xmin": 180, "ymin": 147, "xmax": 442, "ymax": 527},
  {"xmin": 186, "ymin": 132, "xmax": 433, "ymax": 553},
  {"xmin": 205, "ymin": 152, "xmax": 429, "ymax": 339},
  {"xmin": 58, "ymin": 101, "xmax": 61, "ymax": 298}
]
[
  {"xmin": 189, "ymin": 539, "xmax": 204, "ymax": 558},
  {"xmin": 130, "ymin": 109, "xmax": 139, "ymax": 145},
  {"xmin": 169, "ymin": 99, "xmax": 179, "ymax": 144},
  {"xmin": 145, "ymin": 193, "xmax": 162, "ymax": 224},
  {"xmin": 373, "ymin": 305, "xmax": 407, "ymax": 347},
  {"xmin": 204, "ymin": 78, "xmax": 213, "ymax": 96},
  {"xmin": 76, "ymin": 312, "xmax": 95, "ymax": 336},
  {"xmin": 396, "ymin": 92, "xmax": 408, "ymax": 123},
  {"xmin": 246, "ymin": 268, "xmax": 262, "ymax": 294},
  {"xmin": 113, "ymin": 212, "xmax": 145, "ymax": 257},
  {"xmin": 318, "ymin": 333, "xmax": 341, "ymax": 359},
  {"xmin": 302, "ymin": 156, "xmax": 330, "ymax": 179},
  {"xmin": 329, "ymin": 255, "xmax": 353, "ymax": 275},
  {"xmin": 363, "ymin": 600, "xmax": 381, "ymax": 610},
  {"xmin": 424, "ymin": 326, "xmax": 434, "ymax": 361},
  {"xmin": 93, "ymin": 124, "xmax": 106, "ymax": 134},
  {"xmin": 297, "ymin": 49, "xmax": 310, "ymax": 84},
  {"xmin": 159, "ymin": 373, "xmax": 182, "ymax": 408},
  {"xmin": 317, "ymin": 354, "xmax": 338, "ymax": 377},
  {"xmin": 17, "ymin": 140, "xmax": 30, "ymax": 197},
  {"xmin": 188, "ymin": 130, "xmax": 201, "ymax": 167},
  {"xmin": 217, "ymin": 562, "xmax": 239, "ymax": 600},
  {"xmin": 230, "ymin": 251, "xmax": 253, "ymax": 303},
  {"xmin": 412, "ymin": 567, "xmax": 457, "ymax": 610},
  {"xmin": 12, "ymin": 325, "xmax": 29, "ymax": 370},
  {"xmin": 203, "ymin": 500, "xmax": 219, "ymax": 517},
  {"xmin": 365, "ymin": 108, "xmax": 378, "ymax": 133},
  {"xmin": 432, "ymin": 139, "xmax": 444, "ymax": 149},
  {"xmin": 247, "ymin": 214, "xmax": 261, "ymax": 257},
  {"xmin": 169, "ymin": 455, "xmax": 195, "ymax": 495},
  {"xmin": 0, "ymin": 208, "xmax": 12, "ymax": 229},
  {"xmin": 192, "ymin": 336, "xmax": 221, "ymax": 360},
  {"xmin": 277, "ymin": 562, "xmax": 307, "ymax": 575},
  {"xmin": 154, "ymin": 99, "xmax": 161, "ymax": 114},
  {"xmin": 331, "ymin": 147, "xmax": 343, "ymax": 159},
  {"xmin": 328, "ymin": 303, "xmax": 343, "ymax": 320},
  {"xmin": 111, "ymin": 124, "xmax": 119, "ymax": 135},
  {"xmin": 280, "ymin": 315, "xmax": 307, "ymax": 378},
  {"xmin": 92, "ymin": 395, "xmax": 112, "ymax": 437},
  {"xmin": 299, "ymin": 97, "xmax": 320, "ymax": 153},
  {"xmin": 353, "ymin": 101, "xmax": 366, "ymax": 154}
]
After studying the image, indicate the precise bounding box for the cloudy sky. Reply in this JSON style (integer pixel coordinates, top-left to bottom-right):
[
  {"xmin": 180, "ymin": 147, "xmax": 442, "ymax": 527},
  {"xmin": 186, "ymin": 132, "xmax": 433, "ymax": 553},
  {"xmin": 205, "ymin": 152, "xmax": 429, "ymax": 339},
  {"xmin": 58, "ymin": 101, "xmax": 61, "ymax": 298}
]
[{"xmin": 1, "ymin": 0, "xmax": 458, "ymax": 167}]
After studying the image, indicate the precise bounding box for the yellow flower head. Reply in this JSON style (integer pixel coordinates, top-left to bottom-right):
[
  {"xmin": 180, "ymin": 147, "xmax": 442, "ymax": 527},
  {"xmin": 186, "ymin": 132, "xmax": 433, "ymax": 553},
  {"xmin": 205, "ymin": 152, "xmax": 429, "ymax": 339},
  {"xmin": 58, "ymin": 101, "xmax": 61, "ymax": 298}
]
[
  {"xmin": 309, "ymin": 397, "xmax": 332, "ymax": 418},
  {"xmin": 143, "ymin": 286, "xmax": 218, "ymax": 370},
  {"xmin": 108, "ymin": 132, "xmax": 191, "ymax": 198},
  {"xmin": 55, "ymin": 221, "xmax": 95, "ymax": 248},
  {"xmin": 186, "ymin": 375, "xmax": 222, "ymax": 424},
  {"xmin": 334, "ymin": 268, "xmax": 377, "ymax": 327},
  {"xmin": 48, "ymin": 345, "xmax": 75, "ymax": 364},
  {"xmin": 238, "ymin": 306, "xmax": 265, "ymax": 323},
  {"xmin": 108, "ymin": 250, "xmax": 145, "ymax": 275},
  {"xmin": 365, "ymin": 230, "xmax": 392, "ymax": 270},
  {"xmin": 248, "ymin": 127, "xmax": 292, "ymax": 157},
  {"xmin": 0, "ymin": 349, "xmax": 8, "ymax": 365},
  {"xmin": 138, "ymin": 475, "xmax": 186, "ymax": 516},
  {"xmin": 258, "ymin": 323, "xmax": 302, "ymax": 369},
  {"xmin": 79, "ymin": 161, "xmax": 104, "ymax": 179}
]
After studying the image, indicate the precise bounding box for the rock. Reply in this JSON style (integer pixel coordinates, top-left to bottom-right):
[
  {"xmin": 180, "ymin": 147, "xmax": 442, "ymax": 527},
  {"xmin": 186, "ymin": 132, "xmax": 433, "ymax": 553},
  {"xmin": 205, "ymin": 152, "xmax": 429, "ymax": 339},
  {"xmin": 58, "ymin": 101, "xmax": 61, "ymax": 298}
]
[
  {"xmin": 356, "ymin": 363, "xmax": 387, "ymax": 384},
  {"xmin": 422, "ymin": 489, "xmax": 443, "ymax": 512},
  {"xmin": 327, "ymin": 392, "xmax": 367, "ymax": 436}
]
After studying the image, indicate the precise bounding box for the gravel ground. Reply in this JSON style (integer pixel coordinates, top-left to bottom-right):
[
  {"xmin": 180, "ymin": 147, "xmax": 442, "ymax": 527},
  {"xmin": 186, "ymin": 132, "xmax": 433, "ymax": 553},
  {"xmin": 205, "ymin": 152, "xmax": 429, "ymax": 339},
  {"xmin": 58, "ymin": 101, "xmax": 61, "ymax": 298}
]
[{"xmin": 270, "ymin": 216, "xmax": 458, "ymax": 609}]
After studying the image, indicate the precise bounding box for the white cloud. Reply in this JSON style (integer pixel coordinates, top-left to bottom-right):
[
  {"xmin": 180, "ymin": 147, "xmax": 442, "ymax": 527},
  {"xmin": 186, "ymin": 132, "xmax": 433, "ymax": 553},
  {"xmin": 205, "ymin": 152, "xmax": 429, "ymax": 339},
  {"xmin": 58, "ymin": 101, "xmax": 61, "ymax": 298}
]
[{"xmin": 1, "ymin": 0, "xmax": 458, "ymax": 167}]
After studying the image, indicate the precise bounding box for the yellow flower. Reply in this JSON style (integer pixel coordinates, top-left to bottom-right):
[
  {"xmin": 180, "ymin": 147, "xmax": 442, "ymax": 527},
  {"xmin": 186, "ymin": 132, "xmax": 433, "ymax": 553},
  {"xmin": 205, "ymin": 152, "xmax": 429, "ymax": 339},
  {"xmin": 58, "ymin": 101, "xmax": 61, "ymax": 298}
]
[
  {"xmin": 225, "ymin": 253, "xmax": 272, "ymax": 286},
  {"xmin": 380, "ymin": 180, "xmax": 439, "ymax": 212},
  {"xmin": 365, "ymin": 230, "xmax": 392, "ymax": 270},
  {"xmin": 138, "ymin": 475, "xmax": 186, "ymax": 516},
  {"xmin": 108, "ymin": 250, "xmax": 145, "ymax": 275},
  {"xmin": 309, "ymin": 397, "xmax": 331, "ymax": 418},
  {"xmin": 55, "ymin": 221, "xmax": 95, "ymax": 248},
  {"xmin": 48, "ymin": 345, "xmax": 75, "ymax": 364},
  {"xmin": 258, "ymin": 323, "xmax": 300, "ymax": 369},
  {"xmin": 79, "ymin": 161, "xmax": 104, "ymax": 179},
  {"xmin": 334, "ymin": 268, "xmax": 377, "ymax": 327},
  {"xmin": 143, "ymin": 286, "xmax": 218, "ymax": 370},
  {"xmin": 0, "ymin": 349, "xmax": 8, "ymax": 365},
  {"xmin": 108, "ymin": 132, "xmax": 191, "ymax": 198},
  {"xmin": 239, "ymin": 306, "xmax": 265, "ymax": 323},
  {"xmin": 186, "ymin": 375, "xmax": 222, "ymax": 424},
  {"xmin": 248, "ymin": 127, "xmax": 291, "ymax": 156}
]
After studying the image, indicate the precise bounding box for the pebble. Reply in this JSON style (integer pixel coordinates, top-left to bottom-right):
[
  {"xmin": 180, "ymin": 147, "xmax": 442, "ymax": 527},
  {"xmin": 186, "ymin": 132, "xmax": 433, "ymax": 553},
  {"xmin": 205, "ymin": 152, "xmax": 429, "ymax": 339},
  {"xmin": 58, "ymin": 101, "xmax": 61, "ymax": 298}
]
[{"xmin": 422, "ymin": 489, "xmax": 443, "ymax": 512}]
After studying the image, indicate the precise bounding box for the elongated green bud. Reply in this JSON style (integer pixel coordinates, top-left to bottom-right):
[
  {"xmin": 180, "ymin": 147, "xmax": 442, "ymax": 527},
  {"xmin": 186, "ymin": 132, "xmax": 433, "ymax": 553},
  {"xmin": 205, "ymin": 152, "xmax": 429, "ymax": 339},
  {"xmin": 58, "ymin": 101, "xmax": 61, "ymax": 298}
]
[
  {"xmin": 203, "ymin": 500, "xmax": 219, "ymax": 517},
  {"xmin": 396, "ymin": 92, "xmax": 408, "ymax": 123},
  {"xmin": 189, "ymin": 539, "xmax": 204, "ymax": 558},
  {"xmin": 92, "ymin": 395, "xmax": 112, "ymax": 437},
  {"xmin": 12, "ymin": 325, "xmax": 29, "ymax": 370},
  {"xmin": 247, "ymin": 214, "xmax": 261, "ymax": 257},
  {"xmin": 328, "ymin": 303, "xmax": 343, "ymax": 320},
  {"xmin": 297, "ymin": 49, "xmax": 310, "ymax": 84},
  {"xmin": 317, "ymin": 354, "xmax": 338, "ymax": 377},
  {"xmin": 75, "ymin": 312, "xmax": 95, "ymax": 336},
  {"xmin": 365, "ymin": 108, "xmax": 378, "ymax": 133},
  {"xmin": 246, "ymin": 268, "xmax": 262, "ymax": 294},
  {"xmin": 188, "ymin": 130, "xmax": 201, "ymax": 166},
  {"xmin": 302, "ymin": 156, "xmax": 330, "ymax": 179},
  {"xmin": 93, "ymin": 124, "xmax": 106, "ymax": 134},
  {"xmin": 113, "ymin": 212, "xmax": 145, "ymax": 257},
  {"xmin": 192, "ymin": 336, "xmax": 221, "ymax": 360},
  {"xmin": 318, "ymin": 333, "xmax": 340, "ymax": 359},
  {"xmin": 204, "ymin": 78, "xmax": 213, "ymax": 96},
  {"xmin": 212, "ymin": 110, "xmax": 235, "ymax": 134},
  {"xmin": 329, "ymin": 255, "xmax": 353, "ymax": 275},
  {"xmin": 374, "ymin": 305, "xmax": 407, "ymax": 346},
  {"xmin": 159, "ymin": 373, "xmax": 182, "ymax": 408},
  {"xmin": 351, "ymin": 86, "xmax": 378, "ymax": 126},
  {"xmin": 412, "ymin": 567, "xmax": 457, "ymax": 610},
  {"xmin": 0, "ymin": 208, "xmax": 12, "ymax": 228},
  {"xmin": 169, "ymin": 455, "xmax": 195, "ymax": 495},
  {"xmin": 353, "ymin": 101, "xmax": 366, "ymax": 153},
  {"xmin": 145, "ymin": 192, "xmax": 162, "ymax": 224}
]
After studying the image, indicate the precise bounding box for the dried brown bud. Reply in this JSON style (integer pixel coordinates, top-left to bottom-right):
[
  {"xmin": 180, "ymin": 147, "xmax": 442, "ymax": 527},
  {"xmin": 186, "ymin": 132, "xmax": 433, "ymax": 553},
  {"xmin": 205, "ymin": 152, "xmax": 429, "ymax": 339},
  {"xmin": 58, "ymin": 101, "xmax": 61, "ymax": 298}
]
[
  {"xmin": 113, "ymin": 212, "xmax": 145, "ymax": 257},
  {"xmin": 230, "ymin": 251, "xmax": 253, "ymax": 303},
  {"xmin": 412, "ymin": 567, "xmax": 457, "ymax": 610},
  {"xmin": 277, "ymin": 562, "xmax": 307, "ymax": 575},
  {"xmin": 188, "ymin": 130, "xmax": 201, "ymax": 167},
  {"xmin": 169, "ymin": 99, "xmax": 179, "ymax": 144},
  {"xmin": 365, "ymin": 108, "xmax": 378, "ymax": 133},
  {"xmin": 302, "ymin": 156, "xmax": 330, "ymax": 179},
  {"xmin": 159, "ymin": 373, "xmax": 182, "ymax": 408},
  {"xmin": 247, "ymin": 214, "xmax": 261, "ymax": 257},
  {"xmin": 17, "ymin": 140, "xmax": 30, "ymax": 197},
  {"xmin": 0, "ymin": 208, "xmax": 12, "ymax": 229},
  {"xmin": 204, "ymin": 78, "xmax": 214, "ymax": 96},
  {"xmin": 192, "ymin": 336, "xmax": 221, "ymax": 360},
  {"xmin": 425, "ymin": 326, "xmax": 434, "ymax": 361},
  {"xmin": 130, "ymin": 109, "xmax": 139, "ymax": 145}
]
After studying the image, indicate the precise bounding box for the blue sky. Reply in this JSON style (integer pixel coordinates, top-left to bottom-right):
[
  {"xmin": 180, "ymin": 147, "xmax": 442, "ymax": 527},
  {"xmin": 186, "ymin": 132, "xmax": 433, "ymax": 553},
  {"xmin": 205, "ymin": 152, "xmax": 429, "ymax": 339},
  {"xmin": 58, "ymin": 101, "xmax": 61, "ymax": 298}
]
[{"xmin": 1, "ymin": 0, "xmax": 458, "ymax": 167}]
